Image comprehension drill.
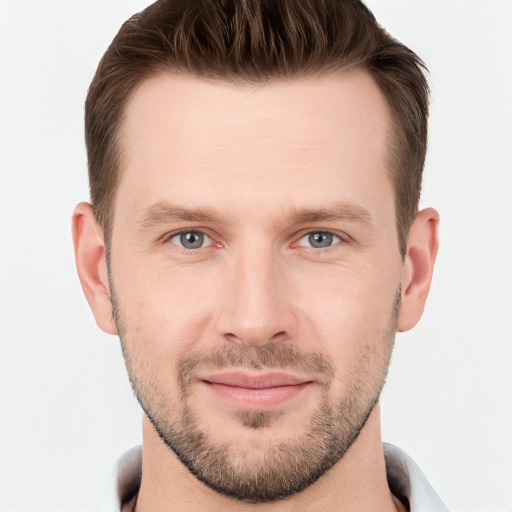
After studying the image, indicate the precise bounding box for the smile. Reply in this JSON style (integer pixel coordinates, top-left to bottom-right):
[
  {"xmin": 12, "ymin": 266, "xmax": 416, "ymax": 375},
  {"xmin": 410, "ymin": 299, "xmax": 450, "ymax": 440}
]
[{"xmin": 200, "ymin": 371, "xmax": 315, "ymax": 410}]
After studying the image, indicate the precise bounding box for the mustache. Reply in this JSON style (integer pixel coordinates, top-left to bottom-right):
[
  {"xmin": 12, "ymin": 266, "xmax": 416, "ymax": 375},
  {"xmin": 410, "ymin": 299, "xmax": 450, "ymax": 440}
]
[{"xmin": 177, "ymin": 343, "xmax": 335, "ymax": 391}]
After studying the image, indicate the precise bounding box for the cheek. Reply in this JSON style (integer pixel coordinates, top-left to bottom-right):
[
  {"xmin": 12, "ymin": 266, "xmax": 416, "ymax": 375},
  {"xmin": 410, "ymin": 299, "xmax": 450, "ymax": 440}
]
[
  {"xmin": 111, "ymin": 255, "xmax": 220, "ymax": 359},
  {"xmin": 297, "ymin": 257, "xmax": 399, "ymax": 318},
  {"xmin": 293, "ymin": 261, "xmax": 399, "ymax": 359}
]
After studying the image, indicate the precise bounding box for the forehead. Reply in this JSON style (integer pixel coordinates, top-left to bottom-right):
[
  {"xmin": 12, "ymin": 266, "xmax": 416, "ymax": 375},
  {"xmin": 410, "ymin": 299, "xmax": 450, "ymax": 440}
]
[
  {"xmin": 117, "ymin": 71, "xmax": 393, "ymax": 222},
  {"xmin": 122, "ymin": 70, "xmax": 390, "ymax": 154}
]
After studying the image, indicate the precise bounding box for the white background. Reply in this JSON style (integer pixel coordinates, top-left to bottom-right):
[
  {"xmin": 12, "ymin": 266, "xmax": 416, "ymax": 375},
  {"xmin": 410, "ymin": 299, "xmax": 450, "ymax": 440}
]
[{"xmin": 0, "ymin": 1, "xmax": 510, "ymax": 511}]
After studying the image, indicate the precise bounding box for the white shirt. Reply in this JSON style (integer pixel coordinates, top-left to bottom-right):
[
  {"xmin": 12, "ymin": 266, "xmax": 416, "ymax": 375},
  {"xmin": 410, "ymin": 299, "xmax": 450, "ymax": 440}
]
[{"xmin": 96, "ymin": 443, "xmax": 449, "ymax": 511}]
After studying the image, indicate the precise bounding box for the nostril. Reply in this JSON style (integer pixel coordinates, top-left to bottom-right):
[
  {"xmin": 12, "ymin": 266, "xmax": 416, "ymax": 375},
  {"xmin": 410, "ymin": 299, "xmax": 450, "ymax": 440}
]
[
  {"xmin": 224, "ymin": 332, "xmax": 242, "ymax": 343},
  {"xmin": 270, "ymin": 331, "xmax": 287, "ymax": 342},
  {"xmin": 222, "ymin": 330, "xmax": 290, "ymax": 347}
]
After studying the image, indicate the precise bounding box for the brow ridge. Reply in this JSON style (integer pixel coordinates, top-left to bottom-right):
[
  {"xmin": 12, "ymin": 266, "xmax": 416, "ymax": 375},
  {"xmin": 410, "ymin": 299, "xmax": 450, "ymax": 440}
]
[
  {"xmin": 287, "ymin": 203, "xmax": 374, "ymax": 226},
  {"xmin": 138, "ymin": 201, "xmax": 223, "ymax": 227},
  {"xmin": 137, "ymin": 200, "xmax": 374, "ymax": 229}
]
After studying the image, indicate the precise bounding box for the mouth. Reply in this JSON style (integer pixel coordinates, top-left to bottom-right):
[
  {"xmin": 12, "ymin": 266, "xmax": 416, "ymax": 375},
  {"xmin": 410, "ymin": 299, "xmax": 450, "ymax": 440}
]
[{"xmin": 199, "ymin": 371, "xmax": 315, "ymax": 410}]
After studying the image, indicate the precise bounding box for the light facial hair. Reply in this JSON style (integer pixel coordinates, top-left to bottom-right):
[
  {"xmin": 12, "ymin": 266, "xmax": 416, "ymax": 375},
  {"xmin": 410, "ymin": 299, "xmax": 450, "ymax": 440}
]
[{"xmin": 109, "ymin": 275, "xmax": 400, "ymax": 503}]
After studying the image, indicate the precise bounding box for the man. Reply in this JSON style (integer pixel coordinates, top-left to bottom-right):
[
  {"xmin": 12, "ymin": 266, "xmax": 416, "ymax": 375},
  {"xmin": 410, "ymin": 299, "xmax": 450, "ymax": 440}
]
[{"xmin": 72, "ymin": 0, "xmax": 446, "ymax": 510}]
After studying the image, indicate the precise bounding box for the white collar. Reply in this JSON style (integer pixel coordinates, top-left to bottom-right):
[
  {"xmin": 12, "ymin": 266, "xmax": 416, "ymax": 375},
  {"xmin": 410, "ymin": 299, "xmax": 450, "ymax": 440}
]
[{"xmin": 383, "ymin": 443, "xmax": 449, "ymax": 512}]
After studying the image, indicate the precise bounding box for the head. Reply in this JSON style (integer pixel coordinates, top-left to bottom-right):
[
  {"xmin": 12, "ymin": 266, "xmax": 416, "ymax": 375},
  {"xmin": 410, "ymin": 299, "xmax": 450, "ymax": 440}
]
[{"xmin": 73, "ymin": 0, "xmax": 439, "ymax": 504}]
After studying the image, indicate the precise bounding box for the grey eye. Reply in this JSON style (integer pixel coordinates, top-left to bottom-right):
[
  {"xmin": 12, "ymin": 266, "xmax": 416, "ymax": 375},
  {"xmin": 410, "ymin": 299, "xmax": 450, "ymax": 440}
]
[
  {"xmin": 309, "ymin": 232, "xmax": 333, "ymax": 248},
  {"xmin": 297, "ymin": 231, "xmax": 341, "ymax": 249},
  {"xmin": 170, "ymin": 231, "xmax": 210, "ymax": 249}
]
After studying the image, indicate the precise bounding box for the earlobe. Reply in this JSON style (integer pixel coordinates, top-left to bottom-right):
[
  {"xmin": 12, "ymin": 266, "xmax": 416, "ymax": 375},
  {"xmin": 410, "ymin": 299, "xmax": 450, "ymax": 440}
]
[
  {"xmin": 397, "ymin": 208, "xmax": 440, "ymax": 332},
  {"xmin": 72, "ymin": 202, "xmax": 117, "ymax": 335}
]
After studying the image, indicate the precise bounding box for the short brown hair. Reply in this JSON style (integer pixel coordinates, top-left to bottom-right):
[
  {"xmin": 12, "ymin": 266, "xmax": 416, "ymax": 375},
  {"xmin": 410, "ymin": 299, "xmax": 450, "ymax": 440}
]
[{"xmin": 85, "ymin": 0, "xmax": 429, "ymax": 255}]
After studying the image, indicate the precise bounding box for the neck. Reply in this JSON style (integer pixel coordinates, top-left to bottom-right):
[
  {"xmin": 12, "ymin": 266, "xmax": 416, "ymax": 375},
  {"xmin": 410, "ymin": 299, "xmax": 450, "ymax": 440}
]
[{"xmin": 134, "ymin": 405, "xmax": 402, "ymax": 512}]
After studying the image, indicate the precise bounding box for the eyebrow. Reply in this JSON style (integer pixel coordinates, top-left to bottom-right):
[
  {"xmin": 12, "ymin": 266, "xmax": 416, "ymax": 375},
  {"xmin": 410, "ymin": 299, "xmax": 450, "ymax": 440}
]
[
  {"xmin": 287, "ymin": 203, "xmax": 374, "ymax": 227},
  {"xmin": 137, "ymin": 201, "xmax": 224, "ymax": 227},
  {"xmin": 137, "ymin": 200, "xmax": 374, "ymax": 229}
]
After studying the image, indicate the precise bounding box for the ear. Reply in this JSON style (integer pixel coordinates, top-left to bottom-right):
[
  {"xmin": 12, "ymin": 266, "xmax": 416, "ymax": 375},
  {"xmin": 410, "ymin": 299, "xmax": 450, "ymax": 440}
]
[
  {"xmin": 72, "ymin": 202, "xmax": 117, "ymax": 334},
  {"xmin": 397, "ymin": 208, "xmax": 440, "ymax": 332}
]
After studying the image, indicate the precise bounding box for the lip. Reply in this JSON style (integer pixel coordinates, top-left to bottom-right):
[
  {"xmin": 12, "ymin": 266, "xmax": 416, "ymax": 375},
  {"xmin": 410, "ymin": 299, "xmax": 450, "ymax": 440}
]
[{"xmin": 199, "ymin": 371, "xmax": 314, "ymax": 410}]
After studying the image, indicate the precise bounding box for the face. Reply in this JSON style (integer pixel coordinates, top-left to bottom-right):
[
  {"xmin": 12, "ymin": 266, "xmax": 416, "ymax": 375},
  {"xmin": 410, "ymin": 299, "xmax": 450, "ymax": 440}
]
[{"xmin": 109, "ymin": 71, "xmax": 404, "ymax": 502}]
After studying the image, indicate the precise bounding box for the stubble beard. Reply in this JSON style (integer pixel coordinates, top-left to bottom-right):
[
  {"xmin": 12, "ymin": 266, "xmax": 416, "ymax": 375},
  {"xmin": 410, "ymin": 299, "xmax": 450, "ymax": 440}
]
[{"xmin": 112, "ymin": 291, "xmax": 399, "ymax": 503}]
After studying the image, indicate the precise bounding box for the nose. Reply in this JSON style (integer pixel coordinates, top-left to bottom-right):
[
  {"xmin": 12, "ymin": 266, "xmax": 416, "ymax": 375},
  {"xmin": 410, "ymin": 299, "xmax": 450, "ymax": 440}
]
[{"xmin": 215, "ymin": 243, "xmax": 298, "ymax": 347}]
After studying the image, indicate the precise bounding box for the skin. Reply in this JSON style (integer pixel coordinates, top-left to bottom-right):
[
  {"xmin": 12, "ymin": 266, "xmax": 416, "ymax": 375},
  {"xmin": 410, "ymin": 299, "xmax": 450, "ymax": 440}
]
[{"xmin": 73, "ymin": 70, "xmax": 439, "ymax": 511}]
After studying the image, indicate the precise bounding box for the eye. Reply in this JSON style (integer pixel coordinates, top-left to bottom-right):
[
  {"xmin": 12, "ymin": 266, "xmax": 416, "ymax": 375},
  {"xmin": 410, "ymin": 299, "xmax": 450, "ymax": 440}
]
[
  {"xmin": 169, "ymin": 230, "xmax": 211, "ymax": 250},
  {"xmin": 297, "ymin": 231, "xmax": 342, "ymax": 249}
]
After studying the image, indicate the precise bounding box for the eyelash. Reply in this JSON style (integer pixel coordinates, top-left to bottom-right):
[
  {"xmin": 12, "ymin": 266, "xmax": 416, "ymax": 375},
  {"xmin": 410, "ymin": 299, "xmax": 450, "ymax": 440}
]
[
  {"xmin": 293, "ymin": 231, "xmax": 344, "ymax": 251},
  {"xmin": 163, "ymin": 228, "xmax": 348, "ymax": 254},
  {"xmin": 164, "ymin": 230, "xmax": 219, "ymax": 253}
]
